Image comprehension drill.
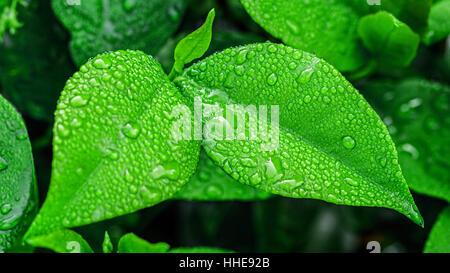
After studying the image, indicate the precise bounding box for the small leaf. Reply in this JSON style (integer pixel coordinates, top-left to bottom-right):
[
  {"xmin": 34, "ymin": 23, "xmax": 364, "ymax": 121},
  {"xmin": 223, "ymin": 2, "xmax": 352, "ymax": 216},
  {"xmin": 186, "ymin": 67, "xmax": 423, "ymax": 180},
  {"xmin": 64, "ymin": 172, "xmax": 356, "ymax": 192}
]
[
  {"xmin": 27, "ymin": 229, "xmax": 93, "ymax": 253},
  {"xmin": 424, "ymin": 206, "xmax": 450, "ymax": 253},
  {"xmin": 360, "ymin": 78, "xmax": 450, "ymax": 202},
  {"xmin": 423, "ymin": 0, "xmax": 450, "ymax": 45},
  {"xmin": 25, "ymin": 50, "xmax": 201, "ymax": 240},
  {"xmin": 175, "ymin": 150, "xmax": 271, "ymax": 201},
  {"xmin": 169, "ymin": 9, "xmax": 215, "ymax": 79},
  {"xmin": 380, "ymin": 0, "xmax": 432, "ymax": 34},
  {"xmin": 240, "ymin": 0, "xmax": 369, "ymax": 72},
  {"xmin": 0, "ymin": 94, "xmax": 38, "ymax": 252},
  {"xmin": 102, "ymin": 231, "xmax": 113, "ymax": 253},
  {"xmin": 117, "ymin": 233, "xmax": 232, "ymax": 253},
  {"xmin": 357, "ymin": 11, "xmax": 420, "ymax": 67},
  {"xmin": 174, "ymin": 43, "xmax": 423, "ymax": 225},
  {"xmin": 51, "ymin": 0, "xmax": 188, "ymax": 66},
  {"xmin": 117, "ymin": 233, "xmax": 170, "ymax": 253}
]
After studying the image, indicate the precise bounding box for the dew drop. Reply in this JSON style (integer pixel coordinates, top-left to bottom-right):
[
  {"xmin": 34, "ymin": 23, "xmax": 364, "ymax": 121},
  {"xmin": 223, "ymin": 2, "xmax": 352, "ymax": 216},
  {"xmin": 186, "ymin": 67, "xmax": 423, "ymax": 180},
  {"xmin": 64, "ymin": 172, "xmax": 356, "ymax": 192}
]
[
  {"xmin": 267, "ymin": 73, "xmax": 278, "ymax": 86},
  {"xmin": 93, "ymin": 57, "xmax": 111, "ymax": 69},
  {"xmin": 121, "ymin": 122, "xmax": 141, "ymax": 139},
  {"xmin": 70, "ymin": 95, "xmax": 89, "ymax": 107},
  {"xmin": 0, "ymin": 157, "xmax": 7, "ymax": 172},
  {"xmin": 285, "ymin": 19, "xmax": 300, "ymax": 34},
  {"xmin": 342, "ymin": 136, "xmax": 356, "ymax": 150},
  {"xmin": 296, "ymin": 68, "xmax": 314, "ymax": 84},
  {"xmin": 0, "ymin": 203, "xmax": 12, "ymax": 215},
  {"xmin": 344, "ymin": 177, "xmax": 359, "ymax": 186}
]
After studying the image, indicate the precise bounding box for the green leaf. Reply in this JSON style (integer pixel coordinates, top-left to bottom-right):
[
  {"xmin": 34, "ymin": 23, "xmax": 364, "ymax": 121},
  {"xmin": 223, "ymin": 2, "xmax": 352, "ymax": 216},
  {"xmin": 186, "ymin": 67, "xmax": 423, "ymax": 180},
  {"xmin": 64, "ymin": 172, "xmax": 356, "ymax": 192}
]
[
  {"xmin": 0, "ymin": 94, "xmax": 38, "ymax": 253},
  {"xmin": 27, "ymin": 229, "xmax": 93, "ymax": 253},
  {"xmin": 117, "ymin": 233, "xmax": 170, "ymax": 253},
  {"xmin": 117, "ymin": 233, "xmax": 232, "ymax": 253},
  {"xmin": 380, "ymin": 0, "xmax": 432, "ymax": 34},
  {"xmin": 174, "ymin": 43, "xmax": 423, "ymax": 226},
  {"xmin": 157, "ymin": 30, "xmax": 265, "ymax": 74},
  {"xmin": 175, "ymin": 150, "xmax": 271, "ymax": 201},
  {"xmin": 25, "ymin": 50, "xmax": 201, "ymax": 239},
  {"xmin": 51, "ymin": 0, "xmax": 187, "ymax": 66},
  {"xmin": 357, "ymin": 11, "xmax": 420, "ymax": 67},
  {"xmin": 240, "ymin": 0, "xmax": 369, "ymax": 72},
  {"xmin": 0, "ymin": 0, "xmax": 75, "ymax": 122},
  {"xmin": 169, "ymin": 9, "xmax": 215, "ymax": 79},
  {"xmin": 360, "ymin": 78, "xmax": 450, "ymax": 203},
  {"xmin": 423, "ymin": 0, "xmax": 450, "ymax": 45},
  {"xmin": 102, "ymin": 231, "xmax": 113, "ymax": 253},
  {"xmin": 424, "ymin": 206, "xmax": 450, "ymax": 253}
]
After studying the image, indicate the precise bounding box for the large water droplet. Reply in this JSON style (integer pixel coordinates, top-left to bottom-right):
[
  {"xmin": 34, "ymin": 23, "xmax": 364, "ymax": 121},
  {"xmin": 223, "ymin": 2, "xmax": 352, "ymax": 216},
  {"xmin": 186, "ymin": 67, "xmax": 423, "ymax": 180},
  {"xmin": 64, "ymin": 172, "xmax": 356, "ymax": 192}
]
[
  {"xmin": 121, "ymin": 122, "xmax": 141, "ymax": 139},
  {"xmin": 267, "ymin": 73, "xmax": 278, "ymax": 86},
  {"xmin": 0, "ymin": 203, "xmax": 12, "ymax": 215},
  {"xmin": 342, "ymin": 136, "xmax": 356, "ymax": 150},
  {"xmin": 296, "ymin": 68, "xmax": 314, "ymax": 84},
  {"xmin": 70, "ymin": 95, "xmax": 89, "ymax": 107},
  {"xmin": 285, "ymin": 19, "xmax": 300, "ymax": 34},
  {"xmin": 93, "ymin": 57, "xmax": 111, "ymax": 69}
]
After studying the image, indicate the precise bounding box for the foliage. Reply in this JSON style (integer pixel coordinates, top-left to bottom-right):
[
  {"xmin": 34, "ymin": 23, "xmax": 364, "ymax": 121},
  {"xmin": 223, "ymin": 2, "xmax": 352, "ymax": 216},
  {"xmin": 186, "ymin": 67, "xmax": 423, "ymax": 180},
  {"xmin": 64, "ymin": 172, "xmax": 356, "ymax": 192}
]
[{"xmin": 0, "ymin": 0, "xmax": 449, "ymax": 253}]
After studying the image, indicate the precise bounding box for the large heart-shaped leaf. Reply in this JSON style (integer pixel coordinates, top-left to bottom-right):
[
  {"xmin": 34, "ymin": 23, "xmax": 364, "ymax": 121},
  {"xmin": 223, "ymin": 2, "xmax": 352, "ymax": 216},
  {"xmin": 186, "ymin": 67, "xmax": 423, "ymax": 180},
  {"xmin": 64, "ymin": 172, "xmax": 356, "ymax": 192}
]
[
  {"xmin": 0, "ymin": 94, "xmax": 38, "ymax": 252},
  {"xmin": 52, "ymin": 0, "xmax": 187, "ymax": 66},
  {"xmin": 174, "ymin": 43, "xmax": 422, "ymax": 225},
  {"xmin": 360, "ymin": 78, "xmax": 450, "ymax": 202},
  {"xmin": 240, "ymin": 0, "xmax": 369, "ymax": 72},
  {"xmin": 25, "ymin": 50, "xmax": 201, "ymax": 239}
]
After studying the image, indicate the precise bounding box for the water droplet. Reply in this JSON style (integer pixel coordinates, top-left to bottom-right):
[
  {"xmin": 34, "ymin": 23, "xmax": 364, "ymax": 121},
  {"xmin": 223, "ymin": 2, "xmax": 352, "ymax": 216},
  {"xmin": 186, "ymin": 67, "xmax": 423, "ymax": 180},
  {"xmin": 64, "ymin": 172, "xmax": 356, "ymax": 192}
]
[
  {"xmin": 236, "ymin": 49, "xmax": 248, "ymax": 65},
  {"xmin": 296, "ymin": 68, "xmax": 314, "ymax": 84},
  {"xmin": 285, "ymin": 19, "xmax": 300, "ymax": 34},
  {"xmin": 303, "ymin": 95, "xmax": 312, "ymax": 103},
  {"xmin": 267, "ymin": 73, "xmax": 277, "ymax": 86},
  {"xmin": 93, "ymin": 57, "xmax": 111, "ymax": 69},
  {"xmin": 342, "ymin": 136, "xmax": 356, "ymax": 150},
  {"xmin": 139, "ymin": 186, "xmax": 162, "ymax": 203},
  {"xmin": 121, "ymin": 122, "xmax": 141, "ymax": 139},
  {"xmin": 70, "ymin": 95, "xmax": 89, "ymax": 107},
  {"xmin": 0, "ymin": 157, "xmax": 7, "ymax": 172},
  {"xmin": 150, "ymin": 162, "xmax": 180, "ymax": 180},
  {"xmin": 344, "ymin": 177, "xmax": 359, "ymax": 186},
  {"xmin": 0, "ymin": 203, "xmax": 12, "ymax": 215}
]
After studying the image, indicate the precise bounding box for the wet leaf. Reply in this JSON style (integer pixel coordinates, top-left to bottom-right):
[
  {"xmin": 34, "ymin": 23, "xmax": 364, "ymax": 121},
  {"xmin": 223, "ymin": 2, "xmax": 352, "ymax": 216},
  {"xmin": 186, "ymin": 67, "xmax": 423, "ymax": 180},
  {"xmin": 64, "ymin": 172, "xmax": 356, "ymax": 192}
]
[
  {"xmin": 25, "ymin": 50, "xmax": 201, "ymax": 239},
  {"xmin": 175, "ymin": 43, "xmax": 423, "ymax": 225},
  {"xmin": 27, "ymin": 229, "xmax": 93, "ymax": 253},
  {"xmin": 52, "ymin": 0, "xmax": 188, "ymax": 66},
  {"xmin": 240, "ymin": 0, "xmax": 369, "ymax": 72},
  {"xmin": 423, "ymin": 0, "xmax": 450, "ymax": 45},
  {"xmin": 360, "ymin": 78, "xmax": 450, "ymax": 203},
  {"xmin": 0, "ymin": 94, "xmax": 38, "ymax": 252}
]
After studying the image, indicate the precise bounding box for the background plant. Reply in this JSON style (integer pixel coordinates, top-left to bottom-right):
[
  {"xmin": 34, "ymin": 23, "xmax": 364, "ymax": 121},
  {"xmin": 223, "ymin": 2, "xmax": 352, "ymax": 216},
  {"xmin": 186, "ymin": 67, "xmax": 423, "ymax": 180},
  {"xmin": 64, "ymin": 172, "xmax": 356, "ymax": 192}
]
[{"xmin": 0, "ymin": 0, "xmax": 449, "ymax": 253}]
